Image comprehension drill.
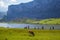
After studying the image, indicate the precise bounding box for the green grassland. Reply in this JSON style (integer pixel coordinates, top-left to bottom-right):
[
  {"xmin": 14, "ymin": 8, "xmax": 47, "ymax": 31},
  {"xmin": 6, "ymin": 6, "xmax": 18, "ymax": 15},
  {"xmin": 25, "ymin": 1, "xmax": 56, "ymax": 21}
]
[
  {"xmin": 8, "ymin": 18, "xmax": 60, "ymax": 24},
  {"xmin": 39, "ymin": 18, "xmax": 60, "ymax": 24},
  {"xmin": 0, "ymin": 28, "xmax": 60, "ymax": 40},
  {"xmin": 32, "ymin": 18, "xmax": 60, "ymax": 24}
]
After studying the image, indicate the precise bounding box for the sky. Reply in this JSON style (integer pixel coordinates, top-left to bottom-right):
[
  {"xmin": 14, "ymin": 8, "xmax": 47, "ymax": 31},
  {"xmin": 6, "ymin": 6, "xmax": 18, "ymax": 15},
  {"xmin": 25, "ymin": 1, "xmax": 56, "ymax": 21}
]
[{"xmin": 0, "ymin": 0, "xmax": 33, "ymax": 12}]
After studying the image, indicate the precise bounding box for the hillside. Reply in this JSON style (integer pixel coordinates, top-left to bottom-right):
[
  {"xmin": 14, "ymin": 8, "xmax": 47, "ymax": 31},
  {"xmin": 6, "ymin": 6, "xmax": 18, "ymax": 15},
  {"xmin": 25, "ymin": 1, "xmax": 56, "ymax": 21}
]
[
  {"xmin": 0, "ymin": 12, "xmax": 5, "ymax": 19},
  {"xmin": 7, "ymin": 18, "xmax": 60, "ymax": 25},
  {"xmin": 39, "ymin": 18, "xmax": 60, "ymax": 24},
  {"xmin": 25, "ymin": 18, "xmax": 60, "ymax": 24}
]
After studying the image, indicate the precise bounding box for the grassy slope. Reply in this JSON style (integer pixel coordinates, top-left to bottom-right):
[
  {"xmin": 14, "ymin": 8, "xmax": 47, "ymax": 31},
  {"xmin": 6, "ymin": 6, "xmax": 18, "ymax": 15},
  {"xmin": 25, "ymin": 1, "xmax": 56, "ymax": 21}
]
[
  {"xmin": 39, "ymin": 18, "xmax": 60, "ymax": 24},
  {"xmin": 32, "ymin": 18, "xmax": 60, "ymax": 24},
  {"xmin": 0, "ymin": 28, "xmax": 60, "ymax": 40},
  {"xmin": 4, "ymin": 18, "xmax": 60, "ymax": 24}
]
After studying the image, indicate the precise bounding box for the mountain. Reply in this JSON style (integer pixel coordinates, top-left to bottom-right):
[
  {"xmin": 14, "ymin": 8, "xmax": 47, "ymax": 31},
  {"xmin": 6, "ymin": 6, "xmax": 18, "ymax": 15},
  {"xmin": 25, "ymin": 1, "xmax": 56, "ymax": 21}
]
[
  {"xmin": 7, "ymin": 0, "xmax": 60, "ymax": 21},
  {"xmin": 0, "ymin": 12, "xmax": 5, "ymax": 19},
  {"xmin": 0, "ymin": 12, "xmax": 7, "ymax": 22},
  {"xmin": 0, "ymin": 12, "xmax": 3, "ymax": 19}
]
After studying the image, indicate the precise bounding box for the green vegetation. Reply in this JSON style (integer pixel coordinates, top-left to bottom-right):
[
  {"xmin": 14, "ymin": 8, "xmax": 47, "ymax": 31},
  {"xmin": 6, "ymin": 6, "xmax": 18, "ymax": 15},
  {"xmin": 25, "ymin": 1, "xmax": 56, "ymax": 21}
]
[
  {"xmin": 39, "ymin": 18, "xmax": 60, "ymax": 24},
  {"xmin": 18, "ymin": 18, "xmax": 60, "ymax": 24},
  {"xmin": 0, "ymin": 28, "xmax": 60, "ymax": 40},
  {"xmin": 1, "ymin": 18, "xmax": 60, "ymax": 24},
  {"xmin": 7, "ymin": 18, "xmax": 38, "ymax": 24}
]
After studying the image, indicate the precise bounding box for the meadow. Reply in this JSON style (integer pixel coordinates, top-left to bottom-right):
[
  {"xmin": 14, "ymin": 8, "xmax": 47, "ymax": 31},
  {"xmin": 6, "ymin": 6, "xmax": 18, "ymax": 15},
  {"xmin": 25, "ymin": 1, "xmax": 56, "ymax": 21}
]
[{"xmin": 0, "ymin": 28, "xmax": 60, "ymax": 40}]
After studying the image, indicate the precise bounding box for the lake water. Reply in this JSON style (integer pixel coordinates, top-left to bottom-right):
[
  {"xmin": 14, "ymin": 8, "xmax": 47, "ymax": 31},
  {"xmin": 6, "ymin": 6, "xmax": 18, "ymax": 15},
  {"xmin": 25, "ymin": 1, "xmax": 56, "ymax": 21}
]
[
  {"xmin": 0, "ymin": 23, "xmax": 39, "ymax": 28},
  {"xmin": 0, "ymin": 23, "xmax": 60, "ymax": 30},
  {"xmin": 0, "ymin": 23, "xmax": 8, "ymax": 27}
]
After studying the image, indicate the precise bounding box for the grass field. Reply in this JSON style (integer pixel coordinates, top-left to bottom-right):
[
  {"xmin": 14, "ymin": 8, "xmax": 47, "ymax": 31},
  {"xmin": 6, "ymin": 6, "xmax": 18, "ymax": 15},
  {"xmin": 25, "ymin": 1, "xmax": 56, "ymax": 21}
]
[{"xmin": 0, "ymin": 28, "xmax": 60, "ymax": 40}]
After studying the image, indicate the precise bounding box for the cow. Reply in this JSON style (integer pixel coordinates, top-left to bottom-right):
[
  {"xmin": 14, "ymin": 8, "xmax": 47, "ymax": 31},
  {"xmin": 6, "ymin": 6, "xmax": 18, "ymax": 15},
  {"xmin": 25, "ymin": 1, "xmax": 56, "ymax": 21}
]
[{"xmin": 28, "ymin": 30, "xmax": 35, "ymax": 36}]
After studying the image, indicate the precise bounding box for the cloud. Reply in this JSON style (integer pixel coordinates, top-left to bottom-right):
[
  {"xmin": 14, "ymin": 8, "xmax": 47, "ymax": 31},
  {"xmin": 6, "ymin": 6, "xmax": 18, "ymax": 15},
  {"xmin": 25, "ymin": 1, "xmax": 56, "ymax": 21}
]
[
  {"xmin": 10, "ymin": 0, "xmax": 17, "ymax": 3},
  {"xmin": 0, "ymin": 0, "xmax": 33, "ymax": 12},
  {"xmin": 0, "ymin": 1, "xmax": 8, "ymax": 12},
  {"xmin": 0, "ymin": 1, "xmax": 8, "ymax": 8},
  {"xmin": 9, "ymin": 0, "xmax": 20, "ymax": 5},
  {"xmin": 0, "ymin": 1, "xmax": 5, "ymax": 7}
]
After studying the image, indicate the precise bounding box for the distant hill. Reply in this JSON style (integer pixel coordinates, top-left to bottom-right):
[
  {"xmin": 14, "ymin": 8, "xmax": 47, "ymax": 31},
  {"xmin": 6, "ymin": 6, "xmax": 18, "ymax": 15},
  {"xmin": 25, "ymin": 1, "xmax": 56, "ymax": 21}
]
[
  {"xmin": 0, "ymin": 12, "xmax": 2, "ymax": 19},
  {"xmin": 0, "ymin": 12, "xmax": 4, "ymax": 19},
  {"xmin": 0, "ymin": 15, "xmax": 7, "ymax": 22},
  {"xmin": 7, "ymin": 0, "xmax": 60, "ymax": 21}
]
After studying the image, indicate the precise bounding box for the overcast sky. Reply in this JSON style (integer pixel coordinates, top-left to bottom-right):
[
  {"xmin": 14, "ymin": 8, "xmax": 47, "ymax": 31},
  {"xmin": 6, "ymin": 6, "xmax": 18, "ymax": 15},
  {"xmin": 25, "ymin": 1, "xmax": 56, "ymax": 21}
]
[{"xmin": 0, "ymin": 0, "xmax": 33, "ymax": 12}]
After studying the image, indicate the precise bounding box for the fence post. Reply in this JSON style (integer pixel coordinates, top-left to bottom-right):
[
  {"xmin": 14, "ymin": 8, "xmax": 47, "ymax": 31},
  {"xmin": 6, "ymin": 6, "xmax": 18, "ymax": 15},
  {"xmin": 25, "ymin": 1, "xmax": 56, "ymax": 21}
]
[
  {"xmin": 28, "ymin": 26, "xmax": 30, "ymax": 29},
  {"xmin": 42, "ymin": 26, "xmax": 44, "ymax": 30},
  {"xmin": 52, "ymin": 26, "xmax": 54, "ymax": 30},
  {"xmin": 38, "ymin": 27, "xmax": 40, "ymax": 29},
  {"xmin": 50, "ymin": 27, "xmax": 51, "ymax": 30}
]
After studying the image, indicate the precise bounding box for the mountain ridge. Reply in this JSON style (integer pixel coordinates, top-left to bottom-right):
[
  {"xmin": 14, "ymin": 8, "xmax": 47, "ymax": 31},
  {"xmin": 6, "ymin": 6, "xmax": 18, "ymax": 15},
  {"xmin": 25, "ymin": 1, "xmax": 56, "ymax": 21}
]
[{"xmin": 7, "ymin": 0, "xmax": 60, "ymax": 21}]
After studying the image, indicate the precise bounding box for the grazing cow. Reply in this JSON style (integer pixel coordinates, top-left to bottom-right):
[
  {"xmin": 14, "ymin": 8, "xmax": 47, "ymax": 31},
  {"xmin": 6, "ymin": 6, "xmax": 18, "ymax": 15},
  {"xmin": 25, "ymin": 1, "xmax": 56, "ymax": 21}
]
[
  {"xmin": 27, "ymin": 26, "xmax": 30, "ymax": 29},
  {"xmin": 28, "ymin": 30, "xmax": 35, "ymax": 36}
]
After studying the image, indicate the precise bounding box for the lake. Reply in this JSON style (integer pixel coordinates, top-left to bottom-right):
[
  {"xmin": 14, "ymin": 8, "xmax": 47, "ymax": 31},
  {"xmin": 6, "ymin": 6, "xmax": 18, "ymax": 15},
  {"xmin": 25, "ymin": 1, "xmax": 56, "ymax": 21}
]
[{"xmin": 0, "ymin": 23, "xmax": 60, "ymax": 30}]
